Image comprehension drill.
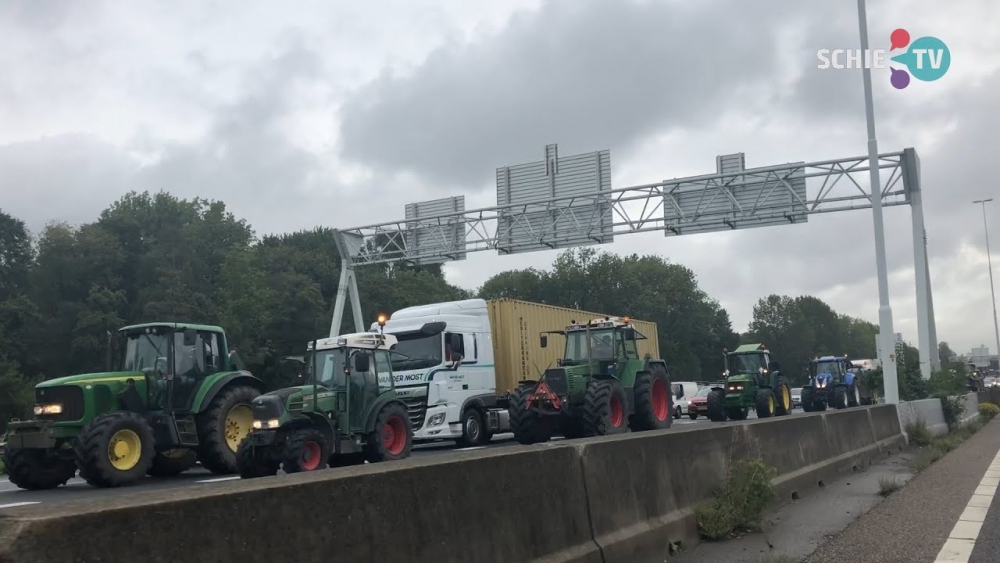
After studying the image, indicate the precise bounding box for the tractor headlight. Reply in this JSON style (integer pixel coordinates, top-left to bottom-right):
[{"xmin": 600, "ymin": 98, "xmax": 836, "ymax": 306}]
[
  {"xmin": 34, "ymin": 403, "xmax": 63, "ymax": 416},
  {"xmin": 727, "ymin": 384, "xmax": 743, "ymax": 392},
  {"xmin": 817, "ymin": 379, "xmax": 827, "ymax": 388},
  {"xmin": 252, "ymin": 418, "xmax": 280, "ymax": 430}
]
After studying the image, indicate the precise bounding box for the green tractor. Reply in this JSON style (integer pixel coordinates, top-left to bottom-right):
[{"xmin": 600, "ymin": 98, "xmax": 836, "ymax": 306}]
[
  {"xmin": 236, "ymin": 323, "xmax": 414, "ymax": 478},
  {"xmin": 706, "ymin": 343, "xmax": 792, "ymax": 422},
  {"xmin": 509, "ymin": 316, "xmax": 673, "ymax": 444},
  {"xmin": 2, "ymin": 323, "xmax": 264, "ymax": 489}
]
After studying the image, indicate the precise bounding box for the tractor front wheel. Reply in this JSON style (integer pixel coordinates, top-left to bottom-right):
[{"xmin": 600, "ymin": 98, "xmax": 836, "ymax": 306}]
[
  {"xmin": 197, "ymin": 385, "xmax": 261, "ymax": 474},
  {"xmin": 582, "ymin": 379, "xmax": 629, "ymax": 437},
  {"xmin": 801, "ymin": 387, "xmax": 815, "ymax": 412},
  {"xmin": 509, "ymin": 384, "xmax": 552, "ymax": 444},
  {"xmin": 831, "ymin": 386, "xmax": 849, "ymax": 409},
  {"xmin": 147, "ymin": 448, "xmax": 198, "ymax": 477},
  {"xmin": 236, "ymin": 437, "xmax": 279, "ymax": 479},
  {"xmin": 755, "ymin": 389, "xmax": 776, "ymax": 419},
  {"xmin": 707, "ymin": 389, "xmax": 727, "ymax": 422},
  {"xmin": 631, "ymin": 365, "xmax": 673, "ymax": 431},
  {"xmin": 2, "ymin": 446, "xmax": 77, "ymax": 490},
  {"xmin": 283, "ymin": 428, "xmax": 329, "ymax": 473},
  {"xmin": 365, "ymin": 403, "xmax": 413, "ymax": 463},
  {"xmin": 75, "ymin": 411, "xmax": 155, "ymax": 487},
  {"xmin": 774, "ymin": 382, "xmax": 792, "ymax": 416}
]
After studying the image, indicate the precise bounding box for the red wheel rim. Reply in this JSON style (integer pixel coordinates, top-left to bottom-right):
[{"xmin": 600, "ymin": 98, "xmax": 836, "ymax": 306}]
[
  {"xmin": 609, "ymin": 395, "xmax": 624, "ymax": 427},
  {"xmin": 382, "ymin": 416, "xmax": 407, "ymax": 456},
  {"xmin": 301, "ymin": 441, "xmax": 321, "ymax": 471},
  {"xmin": 652, "ymin": 379, "xmax": 668, "ymax": 421}
]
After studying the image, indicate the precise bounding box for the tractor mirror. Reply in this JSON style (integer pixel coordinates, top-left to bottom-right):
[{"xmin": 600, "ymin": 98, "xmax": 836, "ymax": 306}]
[
  {"xmin": 353, "ymin": 353, "xmax": 370, "ymax": 373},
  {"xmin": 540, "ymin": 334, "xmax": 548, "ymax": 348},
  {"xmin": 182, "ymin": 329, "xmax": 198, "ymax": 346},
  {"xmin": 623, "ymin": 328, "xmax": 636, "ymax": 341},
  {"xmin": 420, "ymin": 321, "xmax": 446, "ymax": 336}
]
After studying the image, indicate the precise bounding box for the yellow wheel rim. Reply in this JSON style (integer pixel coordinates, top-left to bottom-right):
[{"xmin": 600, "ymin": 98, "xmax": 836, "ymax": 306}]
[
  {"xmin": 108, "ymin": 429, "xmax": 143, "ymax": 471},
  {"xmin": 782, "ymin": 387, "xmax": 791, "ymax": 410},
  {"xmin": 225, "ymin": 404, "xmax": 253, "ymax": 452},
  {"xmin": 768, "ymin": 395, "xmax": 775, "ymax": 413}
]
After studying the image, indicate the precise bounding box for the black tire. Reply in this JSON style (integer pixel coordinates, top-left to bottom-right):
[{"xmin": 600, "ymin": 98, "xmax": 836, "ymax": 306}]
[
  {"xmin": 632, "ymin": 364, "xmax": 673, "ymax": 431},
  {"xmin": 456, "ymin": 408, "xmax": 487, "ymax": 447},
  {"xmin": 707, "ymin": 389, "xmax": 727, "ymax": 422},
  {"xmin": 147, "ymin": 448, "xmax": 198, "ymax": 477},
  {"xmin": 689, "ymin": 412, "xmax": 698, "ymax": 420},
  {"xmin": 831, "ymin": 386, "xmax": 848, "ymax": 409},
  {"xmin": 674, "ymin": 406, "xmax": 682, "ymax": 419},
  {"xmin": 196, "ymin": 384, "xmax": 261, "ymax": 474},
  {"xmin": 755, "ymin": 389, "xmax": 775, "ymax": 418},
  {"xmin": 2, "ymin": 446, "xmax": 77, "ymax": 490},
  {"xmin": 75, "ymin": 411, "xmax": 155, "ymax": 488},
  {"xmin": 365, "ymin": 402, "xmax": 413, "ymax": 463},
  {"xmin": 236, "ymin": 436, "xmax": 279, "ymax": 479},
  {"xmin": 774, "ymin": 382, "xmax": 792, "ymax": 416},
  {"xmin": 582, "ymin": 379, "xmax": 630, "ymax": 437},
  {"xmin": 509, "ymin": 384, "xmax": 552, "ymax": 445},
  {"xmin": 801, "ymin": 387, "xmax": 815, "ymax": 412},
  {"xmin": 283, "ymin": 428, "xmax": 330, "ymax": 473},
  {"xmin": 848, "ymin": 381, "xmax": 861, "ymax": 408}
]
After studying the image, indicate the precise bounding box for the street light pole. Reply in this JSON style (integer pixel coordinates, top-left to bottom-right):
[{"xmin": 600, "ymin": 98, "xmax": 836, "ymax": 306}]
[
  {"xmin": 857, "ymin": 0, "xmax": 899, "ymax": 404},
  {"xmin": 973, "ymin": 199, "xmax": 1000, "ymax": 365}
]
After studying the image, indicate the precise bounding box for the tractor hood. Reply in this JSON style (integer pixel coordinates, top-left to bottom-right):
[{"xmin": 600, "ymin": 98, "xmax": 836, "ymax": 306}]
[
  {"xmin": 726, "ymin": 373, "xmax": 754, "ymax": 384},
  {"xmin": 37, "ymin": 371, "xmax": 145, "ymax": 387}
]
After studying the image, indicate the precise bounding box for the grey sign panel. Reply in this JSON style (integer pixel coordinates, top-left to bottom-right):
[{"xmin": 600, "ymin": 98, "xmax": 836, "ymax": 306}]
[
  {"xmin": 662, "ymin": 157, "xmax": 809, "ymax": 236},
  {"xmin": 495, "ymin": 144, "xmax": 613, "ymax": 254},
  {"xmin": 403, "ymin": 195, "xmax": 467, "ymax": 264}
]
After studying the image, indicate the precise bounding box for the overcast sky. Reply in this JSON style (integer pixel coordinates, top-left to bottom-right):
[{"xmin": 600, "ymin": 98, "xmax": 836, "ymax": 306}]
[{"xmin": 1, "ymin": 0, "xmax": 998, "ymax": 355}]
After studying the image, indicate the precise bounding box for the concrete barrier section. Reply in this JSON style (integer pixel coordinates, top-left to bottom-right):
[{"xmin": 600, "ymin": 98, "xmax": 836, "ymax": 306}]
[{"xmin": 898, "ymin": 398, "xmax": 949, "ymax": 436}]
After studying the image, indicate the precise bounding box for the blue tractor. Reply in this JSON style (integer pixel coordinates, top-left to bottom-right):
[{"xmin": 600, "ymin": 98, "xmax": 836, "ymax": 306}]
[{"xmin": 801, "ymin": 356, "xmax": 861, "ymax": 411}]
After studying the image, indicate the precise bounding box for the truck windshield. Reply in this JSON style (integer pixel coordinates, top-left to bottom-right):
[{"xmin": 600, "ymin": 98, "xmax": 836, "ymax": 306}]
[
  {"xmin": 122, "ymin": 332, "xmax": 170, "ymax": 372},
  {"xmin": 564, "ymin": 329, "xmax": 616, "ymax": 363},
  {"xmin": 390, "ymin": 332, "xmax": 442, "ymax": 371},
  {"xmin": 727, "ymin": 353, "xmax": 765, "ymax": 375},
  {"xmin": 306, "ymin": 349, "xmax": 347, "ymax": 388}
]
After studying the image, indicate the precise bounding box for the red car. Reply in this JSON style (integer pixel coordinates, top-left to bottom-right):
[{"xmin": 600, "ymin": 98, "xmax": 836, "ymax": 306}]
[{"xmin": 686, "ymin": 386, "xmax": 713, "ymax": 419}]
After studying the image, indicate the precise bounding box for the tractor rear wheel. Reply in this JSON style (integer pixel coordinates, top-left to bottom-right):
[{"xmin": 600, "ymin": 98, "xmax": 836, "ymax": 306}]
[
  {"xmin": 75, "ymin": 411, "xmax": 155, "ymax": 487},
  {"xmin": 848, "ymin": 381, "xmax": 861, "ymax": 408},
  {"xmin": 707, "ymin": 389, "xmax": 727, "ymax": 421},
  {"xmin": 236, "ymin": 436, "xmax": 279, "ymax": 479},
  {"xmin": 509, "ymin": 384, "xmax": 552, "ymax": 444},
  {"xmin": 582, "ymin": 379, "xmax": 629, "ymax": 437},
  {"xmin": 774, "ymin": 382, "xmax": 792, "ymax": 416},
  {"xmin": 365, "ymin": 402, "xmax": 413, "ymax": 463},
  {"xmin": 801, "ymin": 387, "xmax": 815, "ymax": 412},
  {"xmin": 755, "ymin": 389, "xmax": 776, "ymax": 418},
  {"xmin": 831, "ymin": 386, "xmax": 849, "ymax": 409},
  {"xmin": 632, "ymin": 365, "xmax": 673, "ymax": 431},
  {"xmin": 196, "ymin": 385, "xmax": 261, "ymax": 474},
  {"xmin": 283, "ymin": 428, "xmax": 329, "ymax": 473},
  {"xmin": 3, "ymin": 446, "xmax": 77, "ymax": 490},
  {"xmin": 147, "ymin": 448, "xmax": 198, "ymax": 477}
]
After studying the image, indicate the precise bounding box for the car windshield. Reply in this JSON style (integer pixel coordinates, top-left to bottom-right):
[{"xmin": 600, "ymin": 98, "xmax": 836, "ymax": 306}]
[
  {"xmin": 389, "ymin": 332, "xmax": 442, "ymax": 371},
  {"xmin": 121, "ymin": 332, "xmax": 170, "ymax": 372},
  {"xmin": 727, "ymin": 353, "xmax": 765, "ymax": 374},
  {"xmin": 564, "ymin": 329, "xmax": 616, "ymax": 363},
  {"xmin": 695, "ymin": 387, "xmax": 712, "ymax": 397}
]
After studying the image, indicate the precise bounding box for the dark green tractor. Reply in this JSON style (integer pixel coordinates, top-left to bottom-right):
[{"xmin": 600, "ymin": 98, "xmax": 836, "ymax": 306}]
[
  {"xmin": 2, "ymin": 323, "xmax": 264, "ymax": 489},
  {"xmin": 236, "ymin": 325, "xmax": 413, "ymax": 478},
  {"xmin": 509, "ymin": 316, "xmax": 673, "ymax": 445},
  {"xmin": 707, "ymin": 343, "xmax": 792, "ymax": 422}
]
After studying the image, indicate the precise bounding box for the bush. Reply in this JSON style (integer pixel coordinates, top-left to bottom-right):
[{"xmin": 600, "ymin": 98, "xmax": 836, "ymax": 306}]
[
  {"xmin": 936, "ymin": 394, "xmax": 966, "ymax": 430},
  {"xmin": 905, "ymin": 419, "xmax": 932, "ymax": 446},
  {"xmin": 696, "ymin": 458, "xmax": 778, "ymax": 540},
  {"xmin": 979, "ymin": 403, "xmax": 1000, "ymax": 420}
]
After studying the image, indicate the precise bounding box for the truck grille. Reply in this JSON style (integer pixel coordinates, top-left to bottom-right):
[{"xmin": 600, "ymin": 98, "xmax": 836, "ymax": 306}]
[
  {"xmin": 34, "ymin": 386, "xmax": 85, "ymax": 422},
  {"xmin": 399, "ymin": 397, "xmax": 427, "ymax": 429}
]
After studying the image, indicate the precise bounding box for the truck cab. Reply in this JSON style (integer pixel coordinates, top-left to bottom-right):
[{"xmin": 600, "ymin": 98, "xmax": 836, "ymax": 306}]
[{"xmin": 372, "ymin": 299, "xmax": 500, "ymax": 447}]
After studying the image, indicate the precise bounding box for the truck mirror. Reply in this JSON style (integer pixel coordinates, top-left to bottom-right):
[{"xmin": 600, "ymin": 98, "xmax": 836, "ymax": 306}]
[
  {"xmin": 420, "ymin": 321, "xmax": 446, "ymax": 336},
  {"xmin": 623, "ymin": 328, "xmax": 636, "ymax": 341},
  {"xmin": 353, "ymin": 353, "xmax": 370, "ymax": 373},
  {"xmin": 450, "ymin": 333, "xmax": 463, "ymax": 350},
  {"xmin": 540, "ymin": 334, "xmax": 548, "ymax": 348}
]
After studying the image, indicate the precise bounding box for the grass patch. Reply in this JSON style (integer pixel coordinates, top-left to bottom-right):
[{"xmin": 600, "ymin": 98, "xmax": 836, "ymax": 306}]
[
  {"xmin": 696, "ymin": 458, "xmax": 778, "ymax": 540},
  {"xmin": 909, "ymin": 414, "xmax": 987, "ymax": 471},
  {"xmin": 905, "ymin": 418, "xmax": 932, "ymax": 446},
  {"xmin": 878, "ymin": 476, "xmax": 901, "ymax": 496}
]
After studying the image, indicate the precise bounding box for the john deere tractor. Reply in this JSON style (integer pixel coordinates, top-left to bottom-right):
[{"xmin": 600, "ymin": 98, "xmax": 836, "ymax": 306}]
[
  {"xmin": 707, "ymin": 343, "xmax": 792, "ymax": 421},
  {"xmin": 802, "ymin": 355, "xmax": 862, "ymax": 411},
  {"xmin": 236, "ymin": 322, "xmax": 413, "ymax": 478},
  {"xmin": 508, "ymin": 316, "xmax": 673, "ymax": 445},
  {"xmin": 2, "ymin": 323, "xmax": 263, "ymax": 489}
]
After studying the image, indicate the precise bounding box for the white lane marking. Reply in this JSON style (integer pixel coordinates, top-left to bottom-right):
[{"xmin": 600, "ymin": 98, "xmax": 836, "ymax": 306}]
[
  {"xmin": 196, "ymin": 476, "xmax": 241, "ymax": 483},
  {"xmin": 934, "ymin": 449, "xmax": 1000, "ymax": 562},
  {"xmin": 0, "ymin": 501, "xmax": 40, "ymax": 509},
  {"xmin": 455, "ymin": 446, "xmax": 486, "ymax": 452}
]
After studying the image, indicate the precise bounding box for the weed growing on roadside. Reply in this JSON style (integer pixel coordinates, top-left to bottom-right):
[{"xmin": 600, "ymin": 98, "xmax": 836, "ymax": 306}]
[
  {"xmin": 979, "ymin": 402, "xmax": 999, "ymax": 421},
  {"xmin": 936, "ymin": 394, "xmax": 966, "ymax": 429},
  {"xmin": 909, "ymin": 415, "xmax": 987, "ymax": 471},
  {"xmin": 878, "ymin": 476, "xmax": 901, "ymax": 496},
  {"xmin": 696, "ymin": 458, "xmax": 778, "ymax": 540},
  {"xmin": 905, "ymin": 418, "xmax": 932, "ymax": 446}
]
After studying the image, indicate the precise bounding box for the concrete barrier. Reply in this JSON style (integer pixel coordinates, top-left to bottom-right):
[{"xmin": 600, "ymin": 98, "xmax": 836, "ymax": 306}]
[
  {"xmin": 898, "ymin": 398, "xmax": 949, "ymax": 436},
  {"xmin": 0, "ymin": 405, "xmax": 906, "ymax": 563}
]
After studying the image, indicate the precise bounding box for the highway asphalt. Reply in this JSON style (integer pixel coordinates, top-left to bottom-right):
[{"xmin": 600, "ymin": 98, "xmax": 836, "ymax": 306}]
[{"xmin": 0, "ymin": 409, "xmax": 783, "ymax": 513}]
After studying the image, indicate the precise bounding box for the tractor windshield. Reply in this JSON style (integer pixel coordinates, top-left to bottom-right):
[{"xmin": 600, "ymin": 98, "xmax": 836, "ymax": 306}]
[
  {"xmin": 306, "ymin": 349, "xmax": 348, "ymax": 389},
  {"xmin": 121, "ymin": 332, "xmax": 170, "ymax": 372},
  {"xmin": 564, "ymin": 329, "xmax": 616, "ymax": 363},
  {"xmin": 811, "ymin": 361, "xmax": 843, "ymax": 377},
  {"xmin": 727, "ymin": 353, "xmax": 765, "ymax": 375},
  {"xmin": 389, "ymin": 332, "xmax": 442, "ymax": 371}
]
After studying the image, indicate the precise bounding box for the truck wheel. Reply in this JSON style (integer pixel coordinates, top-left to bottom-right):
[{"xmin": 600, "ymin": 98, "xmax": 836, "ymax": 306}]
[
  {"xmin": 509, "ymin": 385, "xmax": 551, "ymax": 444},
  {"xmin": 755, "ymin": 389, "xmax": 776, "ymax": 419},
  {"xmin": 801, "ymin": 387, "xmax": 815, "ymax": 412},
  {"xmin": 582, "ymin": 379, "xmax": 630, "ymax": 437},
  {"xmin": 283, "ymin": 428, "xmax": 329, "ymax": 473},
  {"xmin": 366, "ymin": 402, "xmax": 413, "ymax": 463},
  {"xmin": 456, "ymin": 408, "xmax": 488, "ymax": 447},
  {"xmin": 2, "ymin": 446, "xmax": 77, "ymax": 490},
  {"xmin": 236, "ymin": 436, "xmax": 279, "ymax": 479},
  {"xmin": 197, "ymin": 385, "xmax": 261, "ymax": 474},
  {"xmin": 707, "ymin": 389, "xmax": 727, "ymax": 422},
  {"xmin": 147, "ymin": 448, "xmax": 197, "ymax": 477},
  {"xmin": 75, "ymin": 411, "xmax": 155, "ymax": 487},
  {"xmin": 632, "ymin": 365, "xmax": 673, "ymax": 431},
  {"xmin": 831, "ymin": 386, "xmax": 848, "ymax": 409},
  {"xmin": 848, "ymin": 382, "xmax": 861, "ymax": 408},
  {"xmin": 774, "ymin": 382, "xmax": 792, "ymax": 416}
]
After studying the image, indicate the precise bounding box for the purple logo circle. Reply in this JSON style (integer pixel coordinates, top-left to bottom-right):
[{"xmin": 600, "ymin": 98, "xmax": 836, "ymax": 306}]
[{"xmin": 890, "ymin": 68, "xmax": 910, "ymax": 89}]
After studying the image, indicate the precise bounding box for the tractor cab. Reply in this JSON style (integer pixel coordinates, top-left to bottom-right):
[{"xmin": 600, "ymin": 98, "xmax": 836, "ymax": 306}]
[{"xmin": 723, "ymin": 343, "xmax": 779, "ymax": 388}]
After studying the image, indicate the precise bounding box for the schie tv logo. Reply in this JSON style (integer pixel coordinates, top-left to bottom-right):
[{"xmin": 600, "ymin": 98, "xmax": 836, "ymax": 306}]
[{"xmin": 817, "ymin": 28, "xmax": 951, "ymax": 89}]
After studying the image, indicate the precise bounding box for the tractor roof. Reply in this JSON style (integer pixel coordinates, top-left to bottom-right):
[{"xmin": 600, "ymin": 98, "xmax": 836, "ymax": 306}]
[
  {"xmin": 566, "ymin": 316, "xmax": 632, "ymax": 331},
  {"xmin": 731, "ymin": 343, "xmax": 767, "ymax": 354},
  {"xmin": 308, "ymin": 332, "xmax": 399, "ymax": 352},
  {"xmin": 813, "ymin": 355, "xmax": 846, "ymax": 363},
  {"xmin": 119, "ymin": 322, "xmax": 224, "ymax": 334}
]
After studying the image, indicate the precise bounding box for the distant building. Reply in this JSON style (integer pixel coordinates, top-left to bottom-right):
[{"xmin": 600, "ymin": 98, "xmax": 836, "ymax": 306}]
[{"xmin": 970, "ymin": 345, "xmax": 999, "ymax": 369}]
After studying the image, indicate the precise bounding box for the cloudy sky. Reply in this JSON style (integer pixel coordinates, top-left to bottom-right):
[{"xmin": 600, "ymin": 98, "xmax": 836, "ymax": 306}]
[{"xmin": 1, "ymin": 0, "xmax": 998, "ymax": 355}]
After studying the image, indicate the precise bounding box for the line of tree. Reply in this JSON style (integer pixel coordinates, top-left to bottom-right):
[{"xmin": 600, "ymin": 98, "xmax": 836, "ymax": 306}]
[{"xmin": 0, "ymin": 191, "xmax": 946, "ymax": 428}]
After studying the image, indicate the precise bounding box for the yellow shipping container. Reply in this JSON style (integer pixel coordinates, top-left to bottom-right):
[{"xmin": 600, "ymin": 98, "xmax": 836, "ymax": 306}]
[{"xmin": 486, "ymin": 298, "xmax": 660, "ymax": 395}]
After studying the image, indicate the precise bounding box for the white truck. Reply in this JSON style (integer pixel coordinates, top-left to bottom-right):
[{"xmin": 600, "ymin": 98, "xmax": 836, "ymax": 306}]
[{"xmin": 371, "ymin": 298, "xmax": 660, "ymax": 446}]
